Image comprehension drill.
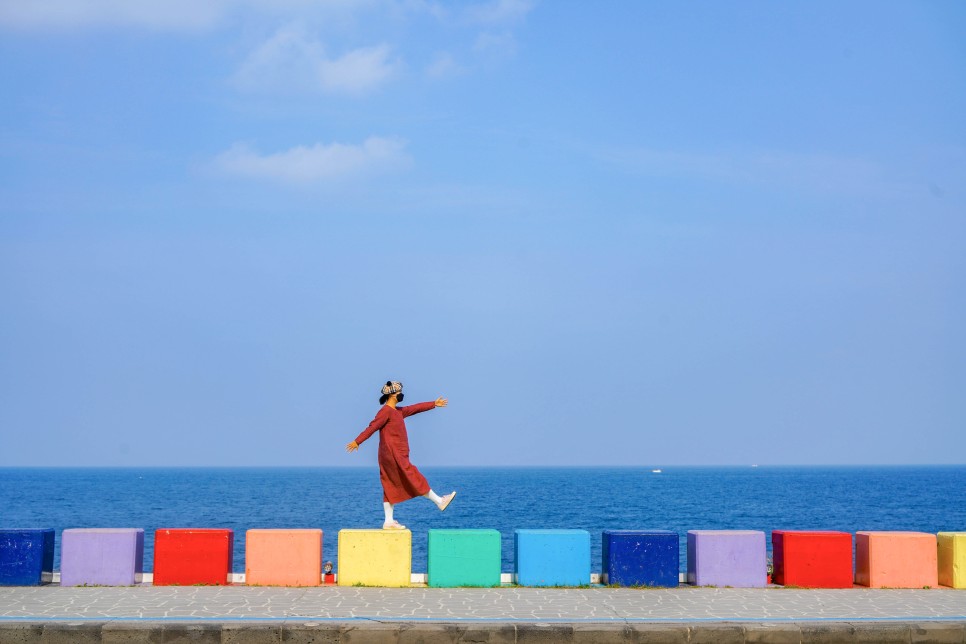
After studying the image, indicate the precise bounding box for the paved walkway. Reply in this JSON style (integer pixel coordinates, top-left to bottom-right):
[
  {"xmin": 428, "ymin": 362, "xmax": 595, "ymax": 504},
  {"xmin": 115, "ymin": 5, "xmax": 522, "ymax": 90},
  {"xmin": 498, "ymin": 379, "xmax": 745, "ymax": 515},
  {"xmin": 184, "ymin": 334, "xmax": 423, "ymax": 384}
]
[{"xmin": 1, "ymin": 585, "xmax": 964, "ymax": 622}]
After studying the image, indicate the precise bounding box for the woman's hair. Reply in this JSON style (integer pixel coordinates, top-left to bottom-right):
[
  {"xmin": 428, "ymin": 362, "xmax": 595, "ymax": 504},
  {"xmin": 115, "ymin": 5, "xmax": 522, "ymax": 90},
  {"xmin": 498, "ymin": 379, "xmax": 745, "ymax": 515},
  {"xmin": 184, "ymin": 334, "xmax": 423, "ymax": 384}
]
[{"xmin": 379, "ymin": 392, "xmax": 404, "ymax": 405}]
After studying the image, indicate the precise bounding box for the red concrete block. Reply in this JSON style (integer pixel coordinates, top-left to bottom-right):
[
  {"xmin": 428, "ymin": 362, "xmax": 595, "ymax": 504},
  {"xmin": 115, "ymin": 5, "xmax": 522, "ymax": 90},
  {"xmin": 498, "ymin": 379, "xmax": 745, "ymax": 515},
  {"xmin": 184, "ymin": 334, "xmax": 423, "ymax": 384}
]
[
  {"xmin": 153, "ymin": 529, "xmax": 233, "ymax": 586},
  {"xmin": 855, "ymin": 531, "xmax": 938, "ymax": 589},
  {"xmin": 772, "ymin": 530, "xmax": 852, "ymax": 588}
]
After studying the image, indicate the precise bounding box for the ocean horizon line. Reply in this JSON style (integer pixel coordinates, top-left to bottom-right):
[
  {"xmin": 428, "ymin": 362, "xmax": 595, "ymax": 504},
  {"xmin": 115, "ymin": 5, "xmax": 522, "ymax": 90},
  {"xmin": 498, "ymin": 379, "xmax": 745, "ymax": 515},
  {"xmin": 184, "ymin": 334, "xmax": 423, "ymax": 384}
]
[{"xmin": 2, "ymin": 463, "xmax": 964, "ymax": 469}]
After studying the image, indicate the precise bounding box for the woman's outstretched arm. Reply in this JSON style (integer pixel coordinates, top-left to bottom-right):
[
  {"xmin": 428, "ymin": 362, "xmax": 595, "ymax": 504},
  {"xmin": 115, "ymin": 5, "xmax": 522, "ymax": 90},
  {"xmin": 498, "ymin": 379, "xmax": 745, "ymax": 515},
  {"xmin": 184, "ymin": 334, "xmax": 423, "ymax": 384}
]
[
  {"xmin": 400, "ymin": 397, "xmax": 447, "ymax": 418},
  {"xmin": 346, "ymin": 407, "xmax": 390, "ymax": 452}
]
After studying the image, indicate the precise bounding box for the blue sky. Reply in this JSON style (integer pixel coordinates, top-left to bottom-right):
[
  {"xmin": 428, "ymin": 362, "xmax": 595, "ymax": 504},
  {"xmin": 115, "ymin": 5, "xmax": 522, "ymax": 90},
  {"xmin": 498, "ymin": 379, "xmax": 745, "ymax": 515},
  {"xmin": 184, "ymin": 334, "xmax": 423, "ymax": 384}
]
[{"xmin": 1, "ymin": 1, "xmax": 963, "ymax": 467}]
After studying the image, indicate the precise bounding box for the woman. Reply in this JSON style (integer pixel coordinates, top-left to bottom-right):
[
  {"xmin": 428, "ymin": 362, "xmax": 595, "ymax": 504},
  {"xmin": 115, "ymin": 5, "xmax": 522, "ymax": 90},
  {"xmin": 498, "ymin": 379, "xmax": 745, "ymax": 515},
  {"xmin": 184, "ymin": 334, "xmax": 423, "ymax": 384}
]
[{"xmin": 346, "ymin": 381, "xmax": 456, "ymax": 529}]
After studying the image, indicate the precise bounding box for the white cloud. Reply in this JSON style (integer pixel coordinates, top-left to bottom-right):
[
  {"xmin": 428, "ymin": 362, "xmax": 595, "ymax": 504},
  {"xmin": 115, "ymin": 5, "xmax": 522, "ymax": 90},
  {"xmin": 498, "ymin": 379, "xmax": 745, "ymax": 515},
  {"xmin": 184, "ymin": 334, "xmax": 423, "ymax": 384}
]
[
  {"xmin": 232, "ymin": 25, "xmax": 398, "ymax": 96},
  {"xmin": 0, "ymin": 0, "xmax": 536, "ymax": 31},
  {"xmin": 463, "ymin": 0, "xmax": 534, "ymax": 25},
  {"xmin": 0, "ymin": 0, "xmax": 226, "ymax": 31},
  {"xmin": 425, "ymin": 52, "xmax": 464, "ymax": 79},
  {"xmin": 0, "ymin": 0, "xmax": 382, "ymax": 31},
  {"xmin": 474, "ymin": 30, "xmax": 517, "ymax": 60},
  {"xmin": 212, "ymin": 137, "xmax": 410, "ymax": 185},
  {"xmin": 319, "ymin": 44, "xmax": 398, "ymax": 95}
]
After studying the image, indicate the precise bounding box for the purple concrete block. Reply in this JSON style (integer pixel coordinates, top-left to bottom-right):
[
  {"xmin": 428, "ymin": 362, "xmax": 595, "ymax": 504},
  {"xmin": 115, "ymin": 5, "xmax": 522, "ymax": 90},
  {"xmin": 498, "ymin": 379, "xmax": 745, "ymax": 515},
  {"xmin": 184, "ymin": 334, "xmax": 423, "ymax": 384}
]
[
  {"xmin": 60, "ymin": 529, "xmax": 144, "ymax": 587},
  {"xmin": 687, "ymin": 530, "xmax": 766, "ymax": 588}
]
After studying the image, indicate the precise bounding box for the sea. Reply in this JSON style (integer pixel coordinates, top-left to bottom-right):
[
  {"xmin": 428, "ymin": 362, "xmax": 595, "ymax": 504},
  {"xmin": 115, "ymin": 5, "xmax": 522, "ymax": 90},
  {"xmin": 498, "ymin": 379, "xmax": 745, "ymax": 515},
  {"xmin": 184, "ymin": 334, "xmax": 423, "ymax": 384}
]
[{"xmin": 1, "ymin": 466, "xmax": 964, "ymax": 574}]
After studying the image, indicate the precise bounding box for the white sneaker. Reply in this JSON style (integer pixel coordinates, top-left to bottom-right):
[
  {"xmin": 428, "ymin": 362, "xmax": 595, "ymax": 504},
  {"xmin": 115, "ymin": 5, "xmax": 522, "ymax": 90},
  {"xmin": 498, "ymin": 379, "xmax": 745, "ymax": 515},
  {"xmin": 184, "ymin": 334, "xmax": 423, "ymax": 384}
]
[{"xmin": 437, "ymin": 491, "xmax": 456, "ymax": 511}]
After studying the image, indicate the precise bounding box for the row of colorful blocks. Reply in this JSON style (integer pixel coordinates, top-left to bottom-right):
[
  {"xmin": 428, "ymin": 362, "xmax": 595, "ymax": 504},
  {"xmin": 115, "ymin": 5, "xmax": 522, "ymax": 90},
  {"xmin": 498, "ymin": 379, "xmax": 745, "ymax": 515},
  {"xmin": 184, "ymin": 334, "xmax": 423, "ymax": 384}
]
[{"xmin": 2, "ymin": 528, "xmax": 965, "ymax": 589}]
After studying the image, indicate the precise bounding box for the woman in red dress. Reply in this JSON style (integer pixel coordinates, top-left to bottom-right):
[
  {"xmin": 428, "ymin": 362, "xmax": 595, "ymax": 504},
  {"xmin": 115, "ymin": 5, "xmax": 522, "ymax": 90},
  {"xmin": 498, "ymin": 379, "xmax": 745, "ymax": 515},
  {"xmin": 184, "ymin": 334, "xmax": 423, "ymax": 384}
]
[{"xmin": 345, "ymin": 381, "xmax": 456, "ymax": 529}]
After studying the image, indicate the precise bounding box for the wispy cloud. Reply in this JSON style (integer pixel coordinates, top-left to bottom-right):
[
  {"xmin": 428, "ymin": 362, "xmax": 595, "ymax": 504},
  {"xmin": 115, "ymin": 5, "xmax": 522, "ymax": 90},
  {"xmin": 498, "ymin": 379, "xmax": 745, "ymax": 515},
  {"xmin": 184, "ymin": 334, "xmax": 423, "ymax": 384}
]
[
  {"xmin": 318, "ymin": 44, "xmax": 398, "ymax": 95},
  {"xmin": 463, "ymin": 0, "xmax": 535, "ymax": 25},
  {"xmin": 211, "ymin": 137, "xmax": 411, "ymax": 185},
  {"xmin": 425, "ymin": 52, "xmax": 464, "ymax": 79},
  {"xmin": 0, "ymin": 0, "xmax": 380, "ymax": 31},
  {"xmin": 474, "ymin": 31, "xmax": 517, "ymax": 61},
  {"xmin": 0, "ymin": 0, "xmax": 226, "ymax": 31},
  {"xmin": 232, "ymin": 25, "xmax": 398, "ymax": 96},
  {"xmin": 0, "ymin": 0, "xmax": 534, "ymax": 31}
]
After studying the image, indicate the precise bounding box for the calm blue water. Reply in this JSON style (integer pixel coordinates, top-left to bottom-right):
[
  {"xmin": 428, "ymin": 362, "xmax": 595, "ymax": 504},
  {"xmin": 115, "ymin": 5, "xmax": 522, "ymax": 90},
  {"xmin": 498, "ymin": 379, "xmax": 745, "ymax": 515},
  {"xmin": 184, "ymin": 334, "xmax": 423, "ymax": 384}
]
[{"xmin": 1, "ymin": 466, "xmax": 964, "ymax": 574}]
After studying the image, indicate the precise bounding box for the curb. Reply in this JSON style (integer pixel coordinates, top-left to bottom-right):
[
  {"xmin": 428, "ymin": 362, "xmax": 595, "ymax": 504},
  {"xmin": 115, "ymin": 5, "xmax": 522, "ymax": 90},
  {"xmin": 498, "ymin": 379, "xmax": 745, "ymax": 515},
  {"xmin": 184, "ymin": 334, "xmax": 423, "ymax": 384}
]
[{"xmin": 1, "ymin": 620, "xmax": 965, "ymax": 643}]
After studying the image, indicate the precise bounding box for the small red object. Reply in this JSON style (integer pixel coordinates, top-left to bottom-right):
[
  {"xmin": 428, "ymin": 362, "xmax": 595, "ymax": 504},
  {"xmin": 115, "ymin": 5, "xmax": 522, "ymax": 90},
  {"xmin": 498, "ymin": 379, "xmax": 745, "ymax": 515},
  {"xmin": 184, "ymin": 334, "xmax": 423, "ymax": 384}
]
[
  {"xmin": 772, "ymin": 530, "xmax": 852, "ymax": 588},
  {"xmin": 153, "ymin": 529, "xmax": 234, "ymax": 586},
  {"xmin": 323, "ymin": 573, "xmax": 335, "ymax": 584}
]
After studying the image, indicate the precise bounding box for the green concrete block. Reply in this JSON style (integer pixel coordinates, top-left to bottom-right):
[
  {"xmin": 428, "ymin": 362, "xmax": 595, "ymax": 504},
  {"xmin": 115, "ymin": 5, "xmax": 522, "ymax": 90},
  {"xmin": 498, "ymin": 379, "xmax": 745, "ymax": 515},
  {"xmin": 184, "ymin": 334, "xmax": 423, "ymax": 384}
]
[{"xmin": 427, "ymin": 529, "xmax": 501, "ymax": 588}]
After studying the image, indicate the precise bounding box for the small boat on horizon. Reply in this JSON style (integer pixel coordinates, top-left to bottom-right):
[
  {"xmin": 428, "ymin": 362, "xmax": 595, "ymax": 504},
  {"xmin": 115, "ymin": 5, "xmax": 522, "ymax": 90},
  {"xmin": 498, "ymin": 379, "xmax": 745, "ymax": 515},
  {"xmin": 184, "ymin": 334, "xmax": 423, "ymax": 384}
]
[{"xmin": 651, "ymin": 469, "xmax": 662, "ymax": 473}]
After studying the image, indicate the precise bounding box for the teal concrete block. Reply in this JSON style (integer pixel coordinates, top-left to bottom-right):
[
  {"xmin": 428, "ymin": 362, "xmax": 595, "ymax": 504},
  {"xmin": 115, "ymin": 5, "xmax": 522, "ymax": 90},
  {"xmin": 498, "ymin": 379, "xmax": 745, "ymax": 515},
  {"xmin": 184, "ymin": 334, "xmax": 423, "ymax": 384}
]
[
  {"xmin": 428, "ymin": 529, "xmax": 501, "ymax": 587},
  {"xmin": 514, "ymin": 529, "xmax": 590, "ymax": 587}
]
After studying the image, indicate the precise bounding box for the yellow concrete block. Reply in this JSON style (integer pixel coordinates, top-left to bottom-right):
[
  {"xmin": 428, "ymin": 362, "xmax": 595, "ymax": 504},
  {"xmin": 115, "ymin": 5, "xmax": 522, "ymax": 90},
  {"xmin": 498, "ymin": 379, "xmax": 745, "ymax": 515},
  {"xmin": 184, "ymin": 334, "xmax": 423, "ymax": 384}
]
[
  {"xmin": 938, "ymin": 532, "xmax": 966, "ymax": 589},
  {"xmin": 337, "ymin": 529, "xmax": 411, "ymax": 587}
]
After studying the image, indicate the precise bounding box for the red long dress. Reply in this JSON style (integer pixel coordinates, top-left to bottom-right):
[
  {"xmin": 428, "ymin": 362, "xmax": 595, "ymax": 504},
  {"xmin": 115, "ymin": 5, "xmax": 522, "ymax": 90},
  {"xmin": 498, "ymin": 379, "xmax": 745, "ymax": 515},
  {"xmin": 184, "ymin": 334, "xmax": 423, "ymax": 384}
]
[{"xmin": 355, "ymin": 402, "xmax": 436, "ymax": 504}]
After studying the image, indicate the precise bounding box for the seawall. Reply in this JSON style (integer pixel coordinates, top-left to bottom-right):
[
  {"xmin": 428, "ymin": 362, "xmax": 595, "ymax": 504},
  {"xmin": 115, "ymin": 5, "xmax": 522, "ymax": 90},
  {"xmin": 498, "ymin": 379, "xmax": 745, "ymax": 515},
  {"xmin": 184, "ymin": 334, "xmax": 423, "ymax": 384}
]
[{"xmin": 2, "ymin": 619, "xmax": 966, "ymax": 643}]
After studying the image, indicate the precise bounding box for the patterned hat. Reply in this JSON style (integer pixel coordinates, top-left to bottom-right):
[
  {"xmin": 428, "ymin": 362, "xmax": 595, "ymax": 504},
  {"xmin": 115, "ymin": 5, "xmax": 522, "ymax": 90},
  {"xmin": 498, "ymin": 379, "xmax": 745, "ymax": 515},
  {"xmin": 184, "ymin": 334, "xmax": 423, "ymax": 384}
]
[{"xmin": 381, "ymin": 381, "xmax": 403, "ymax": 396}]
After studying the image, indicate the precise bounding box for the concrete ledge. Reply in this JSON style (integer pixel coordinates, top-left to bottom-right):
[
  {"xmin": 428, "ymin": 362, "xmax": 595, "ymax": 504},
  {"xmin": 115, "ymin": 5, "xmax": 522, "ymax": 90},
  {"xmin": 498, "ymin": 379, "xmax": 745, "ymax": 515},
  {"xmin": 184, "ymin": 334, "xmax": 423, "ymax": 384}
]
[{"xmin": 1, "ymin": 620, "xmax": 964, "ymax": 643}]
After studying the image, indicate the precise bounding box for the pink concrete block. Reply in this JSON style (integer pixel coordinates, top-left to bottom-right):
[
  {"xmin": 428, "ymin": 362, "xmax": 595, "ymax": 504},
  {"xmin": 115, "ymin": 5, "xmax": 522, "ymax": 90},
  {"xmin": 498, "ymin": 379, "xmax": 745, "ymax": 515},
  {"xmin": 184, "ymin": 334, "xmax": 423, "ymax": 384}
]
[
  {"xmin": 245, "ymin": 529, "xmax": 322, "ymax": 587},
  {"xmin": 855, "ymin": 531, "xmax": 938, "ymax": 588}
]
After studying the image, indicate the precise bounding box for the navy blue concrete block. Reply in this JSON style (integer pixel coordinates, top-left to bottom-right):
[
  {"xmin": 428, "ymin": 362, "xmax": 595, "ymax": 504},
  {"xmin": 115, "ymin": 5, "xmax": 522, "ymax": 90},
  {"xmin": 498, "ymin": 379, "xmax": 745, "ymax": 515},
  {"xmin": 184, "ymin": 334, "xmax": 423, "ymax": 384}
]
[
  {"xmin": 0, "ymin": 529, "xmax": 55, "ymax": 586},
  {"xmin": 602, "ymin": 529, "xmax": 679, "ymax": 587},
  {"xmin": 514, "ymin": 529, "xmax": 590, "ymax": 587}
]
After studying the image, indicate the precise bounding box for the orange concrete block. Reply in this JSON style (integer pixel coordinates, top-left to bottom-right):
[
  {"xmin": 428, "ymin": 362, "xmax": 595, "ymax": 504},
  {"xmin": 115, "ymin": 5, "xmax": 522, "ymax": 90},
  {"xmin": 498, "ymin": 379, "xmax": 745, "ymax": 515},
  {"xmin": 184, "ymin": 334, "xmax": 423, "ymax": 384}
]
[
  {"xmin": 855, "ymin": 531, "xmax": 937, "ymax": 589},
  {"xmin": 245, "ymin": 529, "xmax": 322, "ymax": 587}
]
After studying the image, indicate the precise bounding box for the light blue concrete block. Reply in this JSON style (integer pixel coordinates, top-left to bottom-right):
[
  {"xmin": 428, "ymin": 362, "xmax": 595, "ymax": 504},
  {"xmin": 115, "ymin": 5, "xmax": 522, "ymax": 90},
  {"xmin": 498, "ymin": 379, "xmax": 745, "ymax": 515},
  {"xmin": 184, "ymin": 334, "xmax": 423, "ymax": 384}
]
[{"xmin": 514, "ymin": 529, "xmax": 590, "ymax": 587}]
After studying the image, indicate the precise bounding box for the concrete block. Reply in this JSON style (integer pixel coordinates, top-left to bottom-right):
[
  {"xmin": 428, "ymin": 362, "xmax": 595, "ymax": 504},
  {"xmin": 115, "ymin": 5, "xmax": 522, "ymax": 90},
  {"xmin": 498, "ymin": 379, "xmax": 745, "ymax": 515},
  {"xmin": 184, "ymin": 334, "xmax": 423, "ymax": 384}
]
[
  {"xmin": 771, "ymin": 530, "xmax": 852, "ymax": 588},
  {"xmin": 855, "ymin": 531, "xmax": 938, "ymax": 588},
  {"xmin": 601, "ymin": 529, "xmax": 679, "ymax": 587},
  {"xmin": 623, "ymin": 624, "xmax": 691, "ymax": 644},
  {"xmin": 60, "ymin": 528, "xmax": 144, "ymax": 587},
  {"xmin": 514, "ymin": 529, "xmax": 591, "ymax": 587},
  {"xmin": 686, "ymin": 530, "xmax": 766, "ymax": 588},
  {"xmin": 801, "ymin": 622, "xmax": 912, "ymax": 643},
  {"xmin": 246, "ymin": 529, "xmax": 322, "ymax": 587},
  {"xmin": 427, "ymin": 529, "xmax": 501, "ymax": 588},
  {"xmin": 40, "ymin": 622, "xmax": 102, "ymax": 644},
  {"xmin": 515, "ymin": 623, "xmax": 575, "ymax": 642},
  {"xmin": 397, "ymin": 623, "xmax": 474, "ymax": 643},
  {"xmin": 910, "ymin": 621, "xmax": 966, "ymax": 644},
  {"xmin": 221, "ymin": 623, "xmax": 283, "ymax": 643},
  {"xmin": 938, "ymin": 531, "xmax": 966, "ymax": 589},
  {"xmin": 339, "ymin": 621, "xmax": 405, "ymax": 643},
  {"xmin": 100, "ymin": 622, "xmax": 167, "ymax": 643},
  {"xmin": 741, "ymin": 623, "xmax": 803, "ymax": 644},
  {"xmin": 0, "ymin": 622, "xmax": 45, "ymax": 644},
  {"xmin": 0, "ymin": 529, "xmax": 54, "ymax": 586},
  {"xmin": 152, "ymin": 528, "xmax": 233, "ymax": 586},
  {"xmin": 280, "ymin": 623, "xmax": 343, "ymax": 643},
  {"xmin": 156, "ymin": 623, "xmax": 222, "ymax": 643},
  {"xmin": 337, "ymin": 529, "xmax": 411, "ymax": 587},
  {"xmin": 688, "ymin": 624, "xmax": 745, "ymax": 644},
  {"xmin": 571, "ymin": 623, "xmax": 629, "ymax": 643},
  {"xmin": 459, "ymin": 623, "xmax": 518, "ymax": 644}
]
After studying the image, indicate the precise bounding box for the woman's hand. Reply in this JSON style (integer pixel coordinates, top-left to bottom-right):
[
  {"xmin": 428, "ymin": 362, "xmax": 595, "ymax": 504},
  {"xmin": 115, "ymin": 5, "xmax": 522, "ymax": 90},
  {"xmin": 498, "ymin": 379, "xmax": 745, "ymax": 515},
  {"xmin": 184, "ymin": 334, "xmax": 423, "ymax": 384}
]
[
  {"xmin": 435, "ymin": 397, "xmax": 448, "ymax": 408},
  {"xmin": 345, "ymin": 441, "xmax": 359, "ymax": 453}
]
